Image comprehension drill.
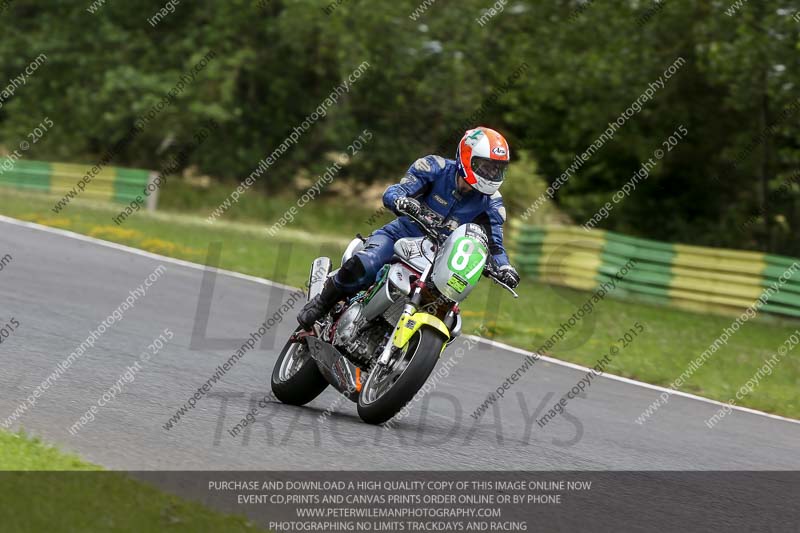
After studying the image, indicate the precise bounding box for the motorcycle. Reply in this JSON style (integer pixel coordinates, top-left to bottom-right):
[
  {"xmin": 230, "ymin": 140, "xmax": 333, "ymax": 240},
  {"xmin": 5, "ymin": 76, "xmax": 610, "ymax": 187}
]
[{"xmin": 271, "ymin": 203, "xmax": 518, "ymax": 424}]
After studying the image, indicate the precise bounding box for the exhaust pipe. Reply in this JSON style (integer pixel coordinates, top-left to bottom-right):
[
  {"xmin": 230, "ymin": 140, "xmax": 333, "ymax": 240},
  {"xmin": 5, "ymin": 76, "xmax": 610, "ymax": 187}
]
[{"xmin": 308, "ymin": 257, "xmax": 331, "ymax": 301}]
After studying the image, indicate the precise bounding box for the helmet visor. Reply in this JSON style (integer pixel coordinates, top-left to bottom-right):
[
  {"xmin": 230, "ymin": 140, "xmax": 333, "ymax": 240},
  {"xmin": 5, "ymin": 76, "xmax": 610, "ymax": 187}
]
[{"xmin": 471, "ymin": 157, "xmax": 508, "ymax": 183}]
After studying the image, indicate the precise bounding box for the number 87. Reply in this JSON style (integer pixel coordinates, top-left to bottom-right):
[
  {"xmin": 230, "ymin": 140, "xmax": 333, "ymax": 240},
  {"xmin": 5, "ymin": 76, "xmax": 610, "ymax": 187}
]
[{"xmin": 451, "ymin": 239, "xmax": 487, "ymax": 279}]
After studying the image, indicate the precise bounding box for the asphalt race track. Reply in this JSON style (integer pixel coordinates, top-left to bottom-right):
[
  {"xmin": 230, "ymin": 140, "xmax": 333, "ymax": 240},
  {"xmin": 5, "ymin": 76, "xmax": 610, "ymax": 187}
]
[{"xmin": 1, "ymin": 216, "xmax": 799, "ymax": 471}]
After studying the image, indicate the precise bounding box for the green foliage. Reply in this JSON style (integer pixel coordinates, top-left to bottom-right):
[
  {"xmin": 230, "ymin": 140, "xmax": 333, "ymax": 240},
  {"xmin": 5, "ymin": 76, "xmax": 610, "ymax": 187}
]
[
  {"xmin": 0, "ymin": 429, "xmax": 265, "ymax": 531},
  {"xmin": 0, "ymin": 0, "xmax": 797, "ymax": 252},
  {"xmin": 499, "ymin": 149, "xmax": 568, "ymax": 224},
  {"xmin": 0, "ymin": 430, "xmax": 99, "ymax": 471}
]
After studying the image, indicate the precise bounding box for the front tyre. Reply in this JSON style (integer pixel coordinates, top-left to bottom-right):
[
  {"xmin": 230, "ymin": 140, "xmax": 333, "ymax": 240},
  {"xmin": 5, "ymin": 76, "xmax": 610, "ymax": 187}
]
[
  {"xmin": 357, "ymin": 327, "xmax": 446, "ymax": 425},
  {"xmin": 271, "ymin": 328, "xmax": 329, "ymax": 406}
]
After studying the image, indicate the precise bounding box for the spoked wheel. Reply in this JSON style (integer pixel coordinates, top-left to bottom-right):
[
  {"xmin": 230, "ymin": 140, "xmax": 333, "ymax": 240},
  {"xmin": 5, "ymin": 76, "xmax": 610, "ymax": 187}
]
[
  {"xmin": 271, "ymin": 327, "xmax": 329, "ymax": 406},
  {"xmin": 357, "ymin": 327, "xmax": 445, "ymax": 425}
]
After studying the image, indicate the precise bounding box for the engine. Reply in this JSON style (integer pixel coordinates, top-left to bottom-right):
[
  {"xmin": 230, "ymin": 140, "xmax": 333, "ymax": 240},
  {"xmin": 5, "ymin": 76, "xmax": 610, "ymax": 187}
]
[
  {"xmin": 333, "ymin": 303, "xmax": 364, "ymax": 347},
  {"xmin": 329, "ymin": 263, "xmax": 417, "ymax": 366},
  {"xmin": 344, "ymin": 322, "xmax": 391, "ymax": 366}
]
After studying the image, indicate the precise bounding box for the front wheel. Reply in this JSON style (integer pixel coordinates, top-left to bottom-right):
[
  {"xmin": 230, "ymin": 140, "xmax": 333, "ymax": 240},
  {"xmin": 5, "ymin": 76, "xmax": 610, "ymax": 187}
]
[
  {"xmin": 271, "ymin": 329, "xmax": 329, "ymax": 406},
  {"xmin": 357, "ymin": 327, "xmax": 446, "ymax": 425}
]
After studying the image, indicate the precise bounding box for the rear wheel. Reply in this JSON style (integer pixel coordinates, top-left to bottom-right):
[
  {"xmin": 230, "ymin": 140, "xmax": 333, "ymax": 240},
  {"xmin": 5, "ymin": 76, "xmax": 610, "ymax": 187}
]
[
  {"xmin": 357, "ymin": 327, "xmax": 445, "ymax": 425},
  {"xmin": 271, "ymin": 329, "xmax": 329, "ymax": 406}
]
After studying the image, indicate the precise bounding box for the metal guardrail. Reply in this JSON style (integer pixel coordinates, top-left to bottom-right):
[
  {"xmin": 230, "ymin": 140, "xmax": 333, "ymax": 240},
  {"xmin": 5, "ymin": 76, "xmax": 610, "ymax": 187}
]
[
  {"xmin": 509, "ymin": 222, "xmax": 800, "ymax": 318},
  {"xmin": 0, "ymin": 159, "xmax": 158, "ymax": 210}
]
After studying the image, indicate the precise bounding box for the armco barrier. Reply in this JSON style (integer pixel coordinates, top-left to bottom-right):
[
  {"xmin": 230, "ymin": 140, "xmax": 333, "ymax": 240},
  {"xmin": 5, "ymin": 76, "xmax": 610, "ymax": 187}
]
[
  {"xmin": 0, "ymin": 159, "xmax": 158, "ymax": 209},
  {"xmin": 509, "ymin": 222, "xmax": 800, "ymax": 318}
]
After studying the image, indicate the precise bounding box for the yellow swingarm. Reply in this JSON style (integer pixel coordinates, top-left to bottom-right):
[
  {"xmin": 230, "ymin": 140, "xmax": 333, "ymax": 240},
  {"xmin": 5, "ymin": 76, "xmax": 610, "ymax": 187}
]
[{"xmin": 392, "ymin": 312, "xmax": 450, "ymax": 352}]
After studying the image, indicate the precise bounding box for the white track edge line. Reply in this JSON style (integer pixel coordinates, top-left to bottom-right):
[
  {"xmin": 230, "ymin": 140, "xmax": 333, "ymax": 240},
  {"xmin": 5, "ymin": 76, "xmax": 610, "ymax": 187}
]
[
  {"xmin": 466, "ymin": 335, "xmax": 800, "ymax": 426},
  {"xmin": 3, "ymin": 214, "xmax": 799, "ymax": 427},
  {"xmin": 0, "ymin": 215, "xmax": 300, "ymax": 293}
]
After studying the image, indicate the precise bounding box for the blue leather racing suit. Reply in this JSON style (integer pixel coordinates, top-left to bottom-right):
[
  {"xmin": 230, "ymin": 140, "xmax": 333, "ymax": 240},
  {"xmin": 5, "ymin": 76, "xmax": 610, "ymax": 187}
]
[{"xmin": 333, "ymin": 155, "xmax": 510, "ymax": 293}]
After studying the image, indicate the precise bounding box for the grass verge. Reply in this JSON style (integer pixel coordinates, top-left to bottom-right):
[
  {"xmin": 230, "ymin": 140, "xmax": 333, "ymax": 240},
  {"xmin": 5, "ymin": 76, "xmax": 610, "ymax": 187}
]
[
  {"xmin": 0, "ymin": 430, "xmax": 264, "ymax": 532},
  {"xmin": 1, "ymin": 188, "xmax": 798, "ymax": 420}
]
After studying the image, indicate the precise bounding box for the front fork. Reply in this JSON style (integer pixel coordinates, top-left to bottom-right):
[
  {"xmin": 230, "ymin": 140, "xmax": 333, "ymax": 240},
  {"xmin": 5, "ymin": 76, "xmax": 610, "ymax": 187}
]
[
  {"xmin": 376, "ymin": 273, "xmax": 430, "ymax": 366},
  {"xmin": 377, "ymin": 300, "xmax": 419, "ymax": 366}
]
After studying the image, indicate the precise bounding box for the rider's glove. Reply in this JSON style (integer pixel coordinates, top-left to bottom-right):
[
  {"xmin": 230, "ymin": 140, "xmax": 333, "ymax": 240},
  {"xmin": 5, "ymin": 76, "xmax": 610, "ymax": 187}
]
[
  {"xmin": 497, "ymin": 264, "xmax": 520, "ymax": 289},
  {"xmin": 394, "ymin": 197, "xmax": 422, "ymax": 217}
]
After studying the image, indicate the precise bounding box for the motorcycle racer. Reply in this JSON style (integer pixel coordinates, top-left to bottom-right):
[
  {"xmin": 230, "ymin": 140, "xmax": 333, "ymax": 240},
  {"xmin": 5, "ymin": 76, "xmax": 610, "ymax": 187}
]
[{"xmin": 298, "ymin": 126, "xmax": 520, "ymax": 331}]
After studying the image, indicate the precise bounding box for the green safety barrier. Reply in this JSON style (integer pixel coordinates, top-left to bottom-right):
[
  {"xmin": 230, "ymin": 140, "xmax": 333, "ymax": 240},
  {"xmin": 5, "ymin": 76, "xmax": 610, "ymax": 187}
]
[
  {"xmin": 509, "ymin": 222, "xmax": 800, "ymax": 318},
  {"xmin": 0, "ymin": 159, "xmax": 156, "ymax": 207}
]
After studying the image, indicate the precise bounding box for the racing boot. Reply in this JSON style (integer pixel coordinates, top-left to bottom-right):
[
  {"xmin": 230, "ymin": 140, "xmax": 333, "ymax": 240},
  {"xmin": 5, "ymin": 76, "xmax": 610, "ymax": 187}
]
[{"xmin": 297, "ymin": 277, "xmax": 346, "ymax": 331}]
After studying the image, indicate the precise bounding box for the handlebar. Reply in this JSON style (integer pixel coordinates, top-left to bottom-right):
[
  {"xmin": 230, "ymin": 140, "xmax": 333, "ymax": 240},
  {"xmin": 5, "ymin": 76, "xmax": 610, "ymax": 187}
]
[
  {"xmin": 399, "ymin": 202, "xmax": 519, "ymax": 298},
  {"xmin": 397, "ymin": 203, "xmax": 447, "ymax": 244},
  {"xmin": 482, "ymin": 262, "xmax": 519, "ymax": 299}
]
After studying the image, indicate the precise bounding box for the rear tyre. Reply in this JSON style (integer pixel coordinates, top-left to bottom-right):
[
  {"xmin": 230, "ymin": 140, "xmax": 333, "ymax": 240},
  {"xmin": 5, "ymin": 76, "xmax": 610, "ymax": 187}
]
[
  {"xmin": 357, "ymin": 327, "xmax": 445, "ymax": 425},
  {"xmin": 271, "ymin": 328, "xmax": 329, "ymax": 406}
]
